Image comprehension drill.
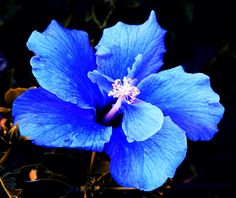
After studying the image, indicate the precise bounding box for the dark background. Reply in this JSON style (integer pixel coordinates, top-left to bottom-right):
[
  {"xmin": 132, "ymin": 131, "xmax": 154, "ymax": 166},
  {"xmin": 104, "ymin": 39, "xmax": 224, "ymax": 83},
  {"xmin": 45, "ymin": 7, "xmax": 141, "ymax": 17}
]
[{"xmin": 0, "ymin": 0, "xmax": 236, "ymax": 197}]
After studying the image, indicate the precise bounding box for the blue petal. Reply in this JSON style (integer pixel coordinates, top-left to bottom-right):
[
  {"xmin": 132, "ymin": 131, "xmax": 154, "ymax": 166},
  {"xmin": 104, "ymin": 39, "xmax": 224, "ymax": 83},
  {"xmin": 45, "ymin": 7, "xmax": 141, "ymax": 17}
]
[
  {"xmin": 96, "ymin": 11, "xmax": 166, "ymax": 82},
  {"xmin": 127, "ymin": 54, "xmax": 142, "ymax": 79},
  {"xmin": 122, "ymin": 101, "xmax": 163, "ymax": 142},
  {"xmin": 105, "ymin": 117, "xmax": 187, "ymax": 191},
  {"xmin": 27, "ymin": 20, "xmax": 102, "ymax": 109},
  {"xmin": 138, "ymin": 66, "xmax": 225, "ymax": 141},
  {"xmin": 12, "ymin": 88, "xmax": 112, "ymax": 151},
  {"xmin": 88, "ymin": 70, "xmax": 115, "ymax": 105},
  {"xmin": 88, "ymin": 70, "xmax": 114, "ymax": 94}
]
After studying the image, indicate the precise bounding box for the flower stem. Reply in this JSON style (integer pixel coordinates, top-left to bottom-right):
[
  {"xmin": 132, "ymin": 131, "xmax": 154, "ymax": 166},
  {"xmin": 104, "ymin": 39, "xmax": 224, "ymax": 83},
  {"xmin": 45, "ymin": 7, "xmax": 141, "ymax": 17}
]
[
  {"xmin": 82, "ymin": 151, "xmax": 97, "ymax": 198},
  {"xmin": 89, "ymin": 151, "xmax": 96, "ymax": 176}
]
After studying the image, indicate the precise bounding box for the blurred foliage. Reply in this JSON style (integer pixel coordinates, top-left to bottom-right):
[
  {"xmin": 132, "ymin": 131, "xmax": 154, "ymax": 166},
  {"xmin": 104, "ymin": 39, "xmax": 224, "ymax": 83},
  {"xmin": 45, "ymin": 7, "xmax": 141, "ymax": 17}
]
[{"xmin": 1, "ymin": 0, "xmax": 236, "ymax": 197}]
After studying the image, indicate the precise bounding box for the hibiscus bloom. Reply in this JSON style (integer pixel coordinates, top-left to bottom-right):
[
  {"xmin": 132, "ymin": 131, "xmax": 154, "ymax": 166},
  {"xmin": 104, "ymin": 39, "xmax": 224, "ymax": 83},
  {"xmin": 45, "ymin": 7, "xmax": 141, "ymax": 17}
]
[{"xmin": 12, "ymin": 11, "xmax": 224, "ymax": 191}]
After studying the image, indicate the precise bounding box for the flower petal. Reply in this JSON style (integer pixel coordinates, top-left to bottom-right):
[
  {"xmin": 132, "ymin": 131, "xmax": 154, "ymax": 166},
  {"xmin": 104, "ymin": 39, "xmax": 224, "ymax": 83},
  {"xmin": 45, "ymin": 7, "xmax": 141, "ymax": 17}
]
[
  {"xmin": 27, "ymin": 20, "xmax": 102, "ymax": 109},
  {"xmin": 138, "ymin": 66, "xmax": 225, "ymax": 141},
  {"xmin": 88, "ymin": 70, "xmax": 113, "ymax": 94},
  {"xmin": 105, "ymin": 117, "xmax": 187, "ymax": 191},
  {"xmin": 96, "ymin": 11, "xmax": 166, "ymax": 82},
  {"xmin": 127, "ymin": 54, "xmax": 142, "ymax": 79},
  {"xmin": 12, "ymin": 88, "xmax": 112, "ymax": 151},
  {"xmin": 122, "ymin": 101, "xmax": 163, "ymax": 142},
  {"xmin": 87, "ymin": 70, "xmax": 115, "ymax": 105}
]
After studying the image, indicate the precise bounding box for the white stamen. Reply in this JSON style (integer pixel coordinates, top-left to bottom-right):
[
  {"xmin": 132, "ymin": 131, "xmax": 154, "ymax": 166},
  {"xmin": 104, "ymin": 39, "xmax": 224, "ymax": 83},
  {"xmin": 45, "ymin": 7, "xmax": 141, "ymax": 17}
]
[{"xmin": 108, "ymin": 77, "xmax": 140, "ymax": 104}]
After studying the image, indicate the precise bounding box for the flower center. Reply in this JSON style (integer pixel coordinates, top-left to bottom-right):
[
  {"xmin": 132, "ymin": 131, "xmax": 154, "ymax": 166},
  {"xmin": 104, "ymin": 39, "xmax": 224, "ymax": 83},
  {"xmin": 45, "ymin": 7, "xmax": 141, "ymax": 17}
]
[
  {"xmin": 108, "ymin": 77, "xmax": 140, "ymax": 104},
  {"xmin": 102, "ymin": 77, "xmax": 140, "ymax": 125}
]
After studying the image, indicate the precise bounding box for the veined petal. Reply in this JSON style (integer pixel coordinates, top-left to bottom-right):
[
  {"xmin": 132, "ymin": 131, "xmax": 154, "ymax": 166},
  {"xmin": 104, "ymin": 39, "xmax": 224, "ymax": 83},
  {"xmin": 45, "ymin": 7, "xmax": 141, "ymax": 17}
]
[
  {"xmin": 27, "ymin": 20, "xmax": 102, "ymax": 109},
  {"xmin": 127, "ymin": 54, "xmax": 143, "ymax": 79},
  {"xmin": 105, "ymin": 117, "xmax": 187, "ymax": 191},
  {"xmin": 12, "ymin": 88, "xmax": 112, "ymax": 151},
  {"xmin": 88, "ymin": 70, "xmax": 114, "ymax": 94},
  {"xmin": 122, "ymin": 101, "xmax": 163, "ymax": 142},
  {"xmin": 96, "ymin": 11, "xmax": 166, "ymax": 82},
  {"xmin": 138, "ymin": 66, "xmax": 225, "ymax": 141},
  {"xmin": 88, "ymin": 70, "xmax": 115, "ymax": 105}
]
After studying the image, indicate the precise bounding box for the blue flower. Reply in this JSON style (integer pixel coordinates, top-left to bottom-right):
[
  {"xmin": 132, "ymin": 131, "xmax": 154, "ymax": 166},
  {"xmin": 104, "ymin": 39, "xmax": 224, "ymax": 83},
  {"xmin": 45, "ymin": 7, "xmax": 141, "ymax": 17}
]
[{"xmin": 12, "ymin": 11, "xmax": 224, "ymax": 191}]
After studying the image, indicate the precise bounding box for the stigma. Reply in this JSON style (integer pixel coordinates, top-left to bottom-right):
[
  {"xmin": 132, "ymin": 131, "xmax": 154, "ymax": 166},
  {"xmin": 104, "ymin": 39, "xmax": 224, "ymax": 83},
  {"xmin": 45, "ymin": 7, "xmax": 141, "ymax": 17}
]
[{"xmin": 108, "ymin": 77, "xmax": 140, "ymax": 104}]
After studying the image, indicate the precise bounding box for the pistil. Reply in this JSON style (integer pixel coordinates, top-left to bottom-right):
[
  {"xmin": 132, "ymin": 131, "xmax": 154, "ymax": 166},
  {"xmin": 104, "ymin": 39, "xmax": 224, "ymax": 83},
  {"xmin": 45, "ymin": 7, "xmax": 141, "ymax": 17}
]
[
  {"xmin": 102, "ymin": 77, "xmax": 140, "ymax": 125},
  {"xmin": 102, "ymin": 96, "xmax": 124, "ymax": 125}
]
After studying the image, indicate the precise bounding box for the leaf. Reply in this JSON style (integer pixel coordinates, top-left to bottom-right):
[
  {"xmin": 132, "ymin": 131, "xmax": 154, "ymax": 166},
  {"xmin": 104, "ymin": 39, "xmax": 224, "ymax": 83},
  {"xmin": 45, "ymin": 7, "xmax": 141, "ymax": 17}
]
[
  {"xmin": 8, "ymin": 124, "xmax": 21, "ymax": 143},
  {"xmin": 0, "ymin": 107, "xmax": 11, "ymax": 114},
  {"xmin": 4, "ymin": 87, "xmax": 29, "ymax": 104}
]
